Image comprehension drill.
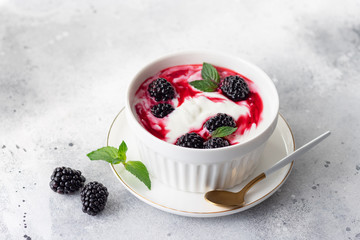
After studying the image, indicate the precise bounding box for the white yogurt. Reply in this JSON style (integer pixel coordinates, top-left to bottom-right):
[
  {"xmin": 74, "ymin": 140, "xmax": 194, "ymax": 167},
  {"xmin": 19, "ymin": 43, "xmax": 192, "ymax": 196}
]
[{"xmin": 133, "ymin": 64, "xmax": 264, "ymax": 145}]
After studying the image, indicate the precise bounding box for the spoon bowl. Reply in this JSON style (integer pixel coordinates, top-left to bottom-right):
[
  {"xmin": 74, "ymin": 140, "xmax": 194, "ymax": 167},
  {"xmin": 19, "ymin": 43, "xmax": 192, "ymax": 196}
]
[
  {"xmin": 205, "ymin": 173, "xmax": 266, "ymax": 207},
  {"xmin": 205, "ymin": 191, "xmax": 245, "ymax": 207}
]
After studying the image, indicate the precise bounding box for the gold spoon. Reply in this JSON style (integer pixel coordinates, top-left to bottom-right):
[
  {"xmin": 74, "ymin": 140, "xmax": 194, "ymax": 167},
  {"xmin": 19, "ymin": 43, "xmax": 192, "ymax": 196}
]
[{"xmin": 204, "ymin": 131, "xmax": 331, "ymax": 208}]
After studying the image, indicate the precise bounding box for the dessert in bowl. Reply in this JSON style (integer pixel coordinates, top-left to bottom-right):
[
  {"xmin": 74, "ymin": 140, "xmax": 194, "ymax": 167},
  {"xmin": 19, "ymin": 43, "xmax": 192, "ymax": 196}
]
[{"xmin": 125, "ymin": 51, "xmax": 279, "ymax": 193}]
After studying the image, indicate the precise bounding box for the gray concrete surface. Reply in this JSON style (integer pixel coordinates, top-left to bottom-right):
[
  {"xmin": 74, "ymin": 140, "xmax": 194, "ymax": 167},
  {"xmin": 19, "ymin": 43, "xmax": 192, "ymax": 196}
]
[{"xmin": 1, "ymin": 0, "xmax": 359, "ymax": 239}]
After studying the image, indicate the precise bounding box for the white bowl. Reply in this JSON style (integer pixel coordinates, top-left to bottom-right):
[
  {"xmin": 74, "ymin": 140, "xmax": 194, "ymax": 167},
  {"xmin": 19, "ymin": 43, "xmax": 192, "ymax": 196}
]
[{"xmin": 125, "ymin": 51, "xmax": 279, "ymax": 193}]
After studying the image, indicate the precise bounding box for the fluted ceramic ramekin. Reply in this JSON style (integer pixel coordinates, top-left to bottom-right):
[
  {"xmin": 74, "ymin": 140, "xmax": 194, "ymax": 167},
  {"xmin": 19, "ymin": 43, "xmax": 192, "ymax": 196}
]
[{"xmin": 125, "ymin": 51, "xmax": 279, "ymax": 193}]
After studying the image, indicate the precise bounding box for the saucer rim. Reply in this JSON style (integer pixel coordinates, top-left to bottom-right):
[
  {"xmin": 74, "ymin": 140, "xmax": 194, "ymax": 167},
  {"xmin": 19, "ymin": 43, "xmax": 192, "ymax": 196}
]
[{"xmin": 107, "ymin": 108, "xmax": 295, "ymax": 216}]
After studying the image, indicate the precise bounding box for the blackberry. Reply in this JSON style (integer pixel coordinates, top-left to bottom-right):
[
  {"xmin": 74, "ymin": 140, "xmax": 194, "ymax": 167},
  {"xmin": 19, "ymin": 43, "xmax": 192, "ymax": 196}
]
[
  {"xmin": 221, "ymin": 75, "xmax": 249, "ymax": 101},
  {"xmin": 204, "ymin": 138, "xmax": 230, "ymax": 149},
  {"xmin": 148, "ymin": 78, "xmax": 175, "ymax": 101},
  {"xmin": 49, "ymin": 167, "xmax": 86, "ymax": 194},
  {"xmin": 81, "ymin": 182, "xmax": 109, "ymax": 216},
  {"xmin": 204, "ymin": 113, "xmax": 236, "ymax": 132},
  {"xmin": 151, "ymin": 103, "xmax": 174, "ymax": 118},
  {"xmin": 176, "ymin": 133, "xmax": 204, "ymax": 149}
]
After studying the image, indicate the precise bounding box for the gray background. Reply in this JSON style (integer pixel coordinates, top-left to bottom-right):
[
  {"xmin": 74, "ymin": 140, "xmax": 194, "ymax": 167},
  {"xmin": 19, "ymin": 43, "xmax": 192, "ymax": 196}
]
[{"xmin": 1, "ymin": 0, "xmax": 359, "ymax": 239}]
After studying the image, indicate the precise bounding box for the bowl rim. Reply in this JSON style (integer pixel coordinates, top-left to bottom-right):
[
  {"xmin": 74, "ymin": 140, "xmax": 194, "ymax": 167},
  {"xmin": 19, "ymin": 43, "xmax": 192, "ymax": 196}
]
[{"xmin": 125, "ymin": 50, "xmax": 279, "ymax": 154}]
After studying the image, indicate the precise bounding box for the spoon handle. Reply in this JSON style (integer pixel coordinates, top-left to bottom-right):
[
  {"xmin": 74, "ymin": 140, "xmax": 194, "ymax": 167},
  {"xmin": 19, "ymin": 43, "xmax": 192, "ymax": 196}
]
[{"xmin": 264, "ymin": 131, "xmax": 331, "ymax": 176}]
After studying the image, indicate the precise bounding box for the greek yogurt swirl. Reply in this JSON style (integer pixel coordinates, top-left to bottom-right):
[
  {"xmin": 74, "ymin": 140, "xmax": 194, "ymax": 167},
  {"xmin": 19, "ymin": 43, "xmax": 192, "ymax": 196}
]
[{"xmin": 134, "ymin": 64, "xmax": 263, "ymax": 145}]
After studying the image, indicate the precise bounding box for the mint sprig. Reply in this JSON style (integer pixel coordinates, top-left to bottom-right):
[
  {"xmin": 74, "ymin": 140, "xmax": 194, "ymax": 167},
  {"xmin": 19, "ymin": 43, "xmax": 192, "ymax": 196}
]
[
  {"xmin": 87, "ymin": 141, "xmax": 151, "ymax": 190},
  {"xmin": 189, "ymin": 62, "xmax": 220, "ymax": 92},
  {"xmin": 211, "ymin": 126, "xmax": 238, "ymax": 138}
]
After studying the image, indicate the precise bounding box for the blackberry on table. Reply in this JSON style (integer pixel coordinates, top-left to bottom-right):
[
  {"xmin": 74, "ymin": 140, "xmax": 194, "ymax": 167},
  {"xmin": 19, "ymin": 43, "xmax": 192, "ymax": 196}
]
[
  {"xmin": 176, "ymin": 133, "xmax": 204, "ymax": 149},
  {"xmin": 81, "ymin": 182, "xmax": 109, "ymax": 216},
  {"xmin": 49, "ymin": 167, "xmax": 86, "ymax": 194},
  {"xmin": 221, "ymin": 75, "xmax": 249, "ymax": 101},
  {"xmin": 148, "ymin": 78, "xmax": 175, "ymax": 101},
  {"xmin": 204, "ymin": 113, "xmax": 236, "ymax": 133},
  {"xmin": 204, "ymin": 138, "xmax": 230, "ymax": 149},
  {"xmin": 151, "ymin": 103, "xmax": 174, "ymax": 118}
]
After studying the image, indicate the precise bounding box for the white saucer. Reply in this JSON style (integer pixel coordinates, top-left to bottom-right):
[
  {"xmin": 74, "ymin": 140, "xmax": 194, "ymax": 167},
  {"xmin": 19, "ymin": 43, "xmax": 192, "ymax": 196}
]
[{"xmin": 107, "ymin": 108, "xmax": 295, "ymax": 217}]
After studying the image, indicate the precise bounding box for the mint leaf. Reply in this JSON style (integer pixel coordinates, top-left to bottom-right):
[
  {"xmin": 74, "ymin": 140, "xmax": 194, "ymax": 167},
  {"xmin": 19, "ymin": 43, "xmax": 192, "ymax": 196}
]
[
  {"xmin": 87, "ymin": 141, "xmax": 152, "ymax": 190},
  {"xmin": 118, "ymin": 141, "xmax": 127, "ymax": 161},
  {"xmin": 202, "ymin": 62, "xmax": 220, "ymax": 83},
  {"xmin": 124, "ymin": 161, "xmax": 151, "ymax": 190},
  {"xmin": 189, "ymin": 63, "xmax": 221, "ymax": 92},
  {"xmin": 189, "ymin": 79, "xmax": 218, "ymax": 92},
  {"xmin": 211, "ymin": 126, "xmax": 238, "ymax": 138},
  {"xmin": 87, "ymin": 146, "xmax": 124, "ymax": 164}
]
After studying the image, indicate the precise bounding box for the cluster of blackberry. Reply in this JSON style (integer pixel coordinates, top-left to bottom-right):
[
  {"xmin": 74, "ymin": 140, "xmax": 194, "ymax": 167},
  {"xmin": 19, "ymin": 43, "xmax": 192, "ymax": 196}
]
[
  {"xmin": 151, "ymin": 103, "xmax": 174, "ymax": 118},
  {"xmin": 148, "ymin": 78, "xmax": 175, "ymax": 101},
  {"xmin": 81, "ymin": 182, "xmax": 109, "ymax": 216},
  {"xmin": 50, "ymin": 167, "xmax": 85, "ymax": 194},
  {"xmin": 220, "ymin": 75, "xmax": 249, "ymax": 102},
  {"xmin": 147, "ymin": 74, "xmax": 249, "ymax": 148},
  {"xmin": 50, "ymin": 167, "xmax": 108, "ymax": 216},
  {"xmin": 176, "ymin": 113, "xmax": 235, "ymax": 149},
  {"xmin": 204, "ymin": 113, "xmax": 236, "ymax": 132},
  {"xmin": 148, "ymin": 78, "xmax": 175, "ymax": 118}
]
